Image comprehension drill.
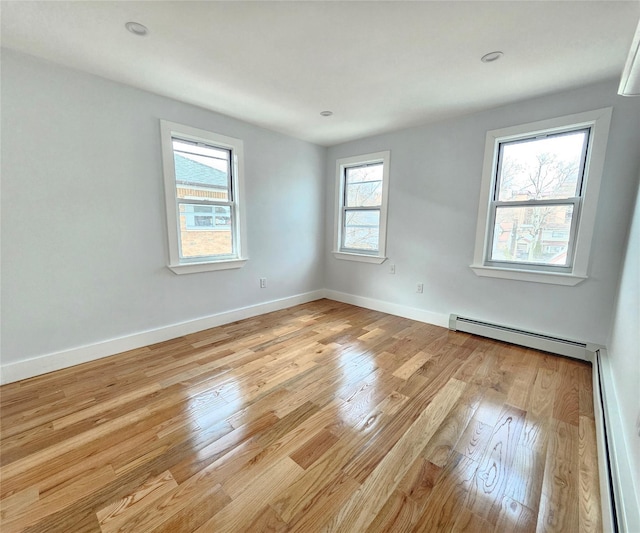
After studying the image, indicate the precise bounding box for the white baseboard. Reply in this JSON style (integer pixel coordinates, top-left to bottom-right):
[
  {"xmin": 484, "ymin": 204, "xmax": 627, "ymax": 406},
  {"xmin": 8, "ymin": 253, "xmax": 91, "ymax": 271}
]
[
  {"xmin": 0, "ymin": 289, "xmax": 448, "ymax": 385},
  {"xmin": 595, "ymin": 347, "xmax": 640, "ymax": 533},
  {"xmin": 2, "ymin": 288, "xmax": 634, "ymax": 532},
  {"xmin": 0, "ymin": 290, "xmax": 325, "ymax": 385},
  {"xmin": 323, "ymin": 289, "xmax": 449, "ymax": 328}
]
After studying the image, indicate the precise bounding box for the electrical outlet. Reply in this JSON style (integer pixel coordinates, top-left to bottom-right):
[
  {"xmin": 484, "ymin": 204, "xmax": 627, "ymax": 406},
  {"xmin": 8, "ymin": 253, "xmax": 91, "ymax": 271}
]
[
  {"xmin": 260, "ymin": 278, "xmax": 267, "ymax": 288},
  {"xmin": 417, "ymin": 283, "xmax": 424, "ymax": 293},
  {"xmin": 389, "ymin": 264, "xmax": 396, "ymax": 274}
]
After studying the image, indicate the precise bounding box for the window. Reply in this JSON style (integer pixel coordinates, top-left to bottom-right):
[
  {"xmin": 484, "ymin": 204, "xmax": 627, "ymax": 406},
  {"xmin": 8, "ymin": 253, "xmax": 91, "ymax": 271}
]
[
  {"xmin": 160, "ymin": 120, "xmax": 247, "ymax": 274},
  {"xmin": 333, "ymin": 151, "xmax": 390, "ymax": 263},
  {"xmin": 472, "ymin": 108, "xmax": 612, "ymax": 285}
]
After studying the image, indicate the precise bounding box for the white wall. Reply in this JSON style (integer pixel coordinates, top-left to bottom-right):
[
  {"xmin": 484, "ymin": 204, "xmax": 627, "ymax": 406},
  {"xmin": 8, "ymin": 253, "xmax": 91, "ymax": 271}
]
[
  {"xmin": 2, "ymin": 49, "xmax": 638, "ymax": 380},
  {"xmin": 1, "ymin": 49, "xmax": 326, "ymax": 369},
  {"xmin": 607, "ymin": 178, "xmax": 640, "ymax": 531},
  {"xmin": 325, "ymin": 80, "xmax": 640, "ymax": 345}
]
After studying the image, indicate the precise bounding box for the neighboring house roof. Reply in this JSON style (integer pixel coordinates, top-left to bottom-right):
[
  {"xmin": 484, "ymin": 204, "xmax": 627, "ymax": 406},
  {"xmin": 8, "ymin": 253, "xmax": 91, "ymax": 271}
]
[
  {"xmin": 174, "ymin": 154, "xmax": 228, "ymax": 189},
  {"xmin": 549, "ymin": 250, "xmax": 568, "ymax": 265}
]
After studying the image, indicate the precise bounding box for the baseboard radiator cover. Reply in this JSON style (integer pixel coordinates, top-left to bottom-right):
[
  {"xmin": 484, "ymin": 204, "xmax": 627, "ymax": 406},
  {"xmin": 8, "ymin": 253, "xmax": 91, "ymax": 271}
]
[
  {"xmin": 592, "ymin": 348, "xmax": 619, "ymax": 533},
  {"xmin": 448, "ymin": 315, "xmax": 590, "ymax": 361}
]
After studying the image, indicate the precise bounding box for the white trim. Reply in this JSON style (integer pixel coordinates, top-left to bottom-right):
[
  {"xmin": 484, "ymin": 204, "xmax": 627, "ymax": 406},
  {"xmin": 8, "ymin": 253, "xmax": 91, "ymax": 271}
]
[
  {"xmin": 168, "ymin": 258, "xmax": 247, "ymax": 275},
  {"xmin": 472, "ymin": 108, "xmax": 612, "ymax": 283},
  {"xmin": 0, "ymin": 290, "xmax": 325, "ymax": 385},
  {"xmin": 332, "ymin": 252, "xmax": 387, "ymax": 264},
  {"xmin": 2, "ymin": 285, "xmax": 632, "ymax": 532},
  {"xmin": 323, "ymin": 289, "xmax": 449, "ymax": 328},
  {"xmin": 470, "ymin": 265, "xmax": 587, "ymax": 286},
  {"xmin": 618, "ymin": 19, "xmax": 640, "ymax": 96},
  {"xmin": 333, "ymin": 151, "xmax": 391, "ymax": 262},
  {"xmin": 160, "ymin": 120, "xmax": 248, "ymax": 272}
]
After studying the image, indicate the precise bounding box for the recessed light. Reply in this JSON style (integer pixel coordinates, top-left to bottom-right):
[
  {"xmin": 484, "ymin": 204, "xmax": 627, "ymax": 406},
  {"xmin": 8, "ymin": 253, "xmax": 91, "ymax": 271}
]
[
  {"xmin": 320, "ymin": 111, "xmax": 333, "ymax": 117},
  {"xmin": 481, "ymin": 51, "xmax": 503, "ymax": 63},
  {"xmin": 125, "ymin": 21, "xmax": 148, "ymax": 36}
]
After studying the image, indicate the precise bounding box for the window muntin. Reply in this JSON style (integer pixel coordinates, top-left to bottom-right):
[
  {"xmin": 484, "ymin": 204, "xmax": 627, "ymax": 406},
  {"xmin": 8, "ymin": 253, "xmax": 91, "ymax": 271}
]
[
  {"xmin": 160, "ymin": 120, "xmax": 247, "ymax": 273},
  {"xmin": 471, "ymin": 108, "xmax": 612, "ymax": 285},
  {"xmin": 333, "ymin": 152, "xmax": 390, "ymax": 263},
  {"xmin": 486, "ymin": 127, "xmax": 590, "ymax": 271}
]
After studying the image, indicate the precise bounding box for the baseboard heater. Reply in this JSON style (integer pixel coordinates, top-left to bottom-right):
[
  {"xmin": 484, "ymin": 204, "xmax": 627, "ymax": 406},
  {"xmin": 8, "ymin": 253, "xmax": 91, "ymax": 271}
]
[
  {"xmin": 593, "ymin": 349, "xmax": 619, "ymax": 533},
  {"xmin": 449, "ymin": 315, "xmax": 590, "ymax": 361}
]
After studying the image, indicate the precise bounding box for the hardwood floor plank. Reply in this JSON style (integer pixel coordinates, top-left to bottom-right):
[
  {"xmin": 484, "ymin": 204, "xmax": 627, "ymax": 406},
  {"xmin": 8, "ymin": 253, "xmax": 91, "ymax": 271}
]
[
  {"xmin": 392, "ymin": 351, "xmax": 433, "ymax": 380},
  {"xmin": 504, "ymin": 444, "xmax": 546, "ymax": 516},
  {"xmin": 422, "ymin": 383, "xmax": 483, "ymax": 467},
  {"xmin": 505, "ymin": 359, "xmax": 537, "ymax": 410},
  {"xmin": 578, "ymin": 364, "xmax": 595, "ymax": 419},
  {"xmin": 0, "ymin": 300, "xmax": 600, "ymax": 533},
  {"xmin": 286, "ymin": 473, "xmax": 360, "ymax": 533},
  {"xmin": 96, "ymin": 470, "xmax": 178, "ymax": 533},
  {"xmin": 578, "ymin": 415, "xmax": 601, "ymax": 532},
  {"xmin": 194, "ymin": 456, "xmax": 303, "ymax": 533},
  {"xmin": 466, "ymin": 403, "xmax": 526, "ymax": 525},
  {"xmin": 494, "ymin": 496, "xmax": 537, "ymax": 533},
  {"xmin": 109, "ymin": 480, "xmax": 229, "ymax": 533},
  {"xmin": 0, "ymin": 487, "xmax": 39, "ymax": 522},
  {"xmin": 519, "ymin": 367, "xmax": 559, "ymax": 454},
  {"xmin": 454, "ymin": 416, "xmax": 494, "ymax": 464},
  {"xmin": 245, "ymin": 504, "xmax": 289, "ymax": 533},
  {"xmin": 330, "ymin": 379, "xmax": 466, "ymax": 532},
  {"xmin": 289, "ymin": 428, "xmax": 340, "ymax": 469},
  {"xmin": 2, "ymin": 464, "xmax": 116, "ymax": 533},
  {"xmin": 219, "ymin": 398, "xmax": 347, "ymax": 499},
  {"xmin": 269, "ymin": 391, "xmax": 408, "ymax": 523},
  {"xmin": 365, "ymin": 489, "xmax": 420, "ymax": 533},
  {"xmin": 396, "ymin": 456, "xmax": 442, "ymax": 508},
  {"xmin": 451, "ymin": 507, "xmax": 495, "ymax": 532},
  {"xmin": 535, "ymin": 419, "xmax": 580, "ymax": 533},
  {"xmin": 411, "ymin": 452, "xmax": 478, "ymax": 533},
  {"xmin": 553, "ymin": 360, "xmax": 581, "ymax": 427}
]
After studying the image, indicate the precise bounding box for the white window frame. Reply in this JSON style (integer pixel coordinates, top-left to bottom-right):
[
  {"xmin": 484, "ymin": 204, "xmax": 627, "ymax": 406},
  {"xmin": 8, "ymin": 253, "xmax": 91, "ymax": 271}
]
[
  {"xmin": 160, "ymin": 120, "xmax": 248, "ymax": 274},
  {"xmin": 471, "ymin": 108, "xmax": 612, "ymax": 286},
  {"xmin": 333, "ymin": 151, "xmax": 390, "ymax": 264}
]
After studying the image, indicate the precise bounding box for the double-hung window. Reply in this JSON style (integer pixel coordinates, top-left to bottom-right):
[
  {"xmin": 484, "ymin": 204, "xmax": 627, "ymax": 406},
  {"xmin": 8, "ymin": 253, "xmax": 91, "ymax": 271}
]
[
  {"xmin": 160, "ymin": 120, "xmax": 247, "ymax": 274},
  {"xmin": 472, "ymin": 108, "xmax": 612, "ymax": 285},
  {"xmin": 333, "ymin": 151, "xmax": 390, "ymax": 264}
]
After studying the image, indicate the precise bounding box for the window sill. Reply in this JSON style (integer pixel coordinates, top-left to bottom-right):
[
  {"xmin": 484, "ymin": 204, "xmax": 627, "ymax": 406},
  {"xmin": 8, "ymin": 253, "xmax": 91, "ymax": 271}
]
[
  {"xmin": 333, "ymin": 252, "xmax": 387, "ymax": 264},
  {"xmin": 168, "ymin": 258, "xmax": 247, "ymax": 275},
  {"xmin": 470, "ymin": 264, "xmax": 587, "ymax": 286}
]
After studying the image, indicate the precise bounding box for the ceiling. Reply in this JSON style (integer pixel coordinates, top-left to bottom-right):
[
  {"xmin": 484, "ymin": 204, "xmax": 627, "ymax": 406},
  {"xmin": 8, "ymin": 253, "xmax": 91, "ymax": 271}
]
[{"xmin": 2, "ymin": 1, "xmax": 638, "ymax": 146}]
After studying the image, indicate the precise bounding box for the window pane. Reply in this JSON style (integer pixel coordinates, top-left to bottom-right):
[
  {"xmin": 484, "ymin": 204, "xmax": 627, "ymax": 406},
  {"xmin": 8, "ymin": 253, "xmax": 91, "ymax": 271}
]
[
  {"xmin": 490, "ymin": 204, "xmax": 574, "ymax": 266},
  {"xmin": 343, "ymin": 210, "xmax": 380, "ymax": 251},
  {"xmin": 345, "ymin": 164, "xmax": 383, "ymax": 207},
  {"xmin": 179, "ymin": 203, "xmax": 233, "ymax": 258},
  {"xmin": 496, "ymin": 130, "xmax": 588, "ymax": 201},
  {"xmin": 173, "ymin": 139, "xmax": 231, "ymax": 201}
]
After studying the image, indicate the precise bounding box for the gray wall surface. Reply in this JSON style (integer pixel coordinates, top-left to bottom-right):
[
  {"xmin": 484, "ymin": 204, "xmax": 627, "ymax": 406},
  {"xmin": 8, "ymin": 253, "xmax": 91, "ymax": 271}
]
[
  {"xmin": 325, "ymin": 80, "xmax": 640, "ymax": 345},
  {"xmin": 607, "ymin": 178, "xmax": 640, "ymax": 529},
  {"xmin": 1, "ymin": 49, "xmax": 327, "ymax": 365}
]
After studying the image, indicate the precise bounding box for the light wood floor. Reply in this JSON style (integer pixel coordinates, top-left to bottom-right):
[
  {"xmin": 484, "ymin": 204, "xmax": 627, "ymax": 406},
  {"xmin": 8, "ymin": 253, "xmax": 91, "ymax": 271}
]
[{"xmin": 0, "ymin": 299, "xmax": 601, "ymax": 532}]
